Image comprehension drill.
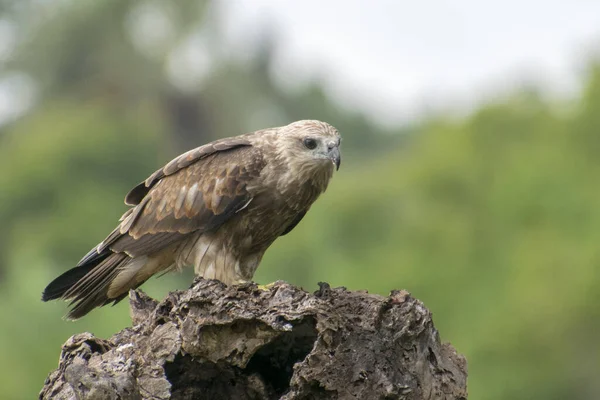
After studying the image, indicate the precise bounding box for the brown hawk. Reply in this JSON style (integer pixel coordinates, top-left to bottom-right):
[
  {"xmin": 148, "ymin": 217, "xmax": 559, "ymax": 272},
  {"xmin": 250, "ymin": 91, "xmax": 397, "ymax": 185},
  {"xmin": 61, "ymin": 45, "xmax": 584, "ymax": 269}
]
[{"xmin": 42, "ymin": 120, "xmax": 341, "ymax": 319}]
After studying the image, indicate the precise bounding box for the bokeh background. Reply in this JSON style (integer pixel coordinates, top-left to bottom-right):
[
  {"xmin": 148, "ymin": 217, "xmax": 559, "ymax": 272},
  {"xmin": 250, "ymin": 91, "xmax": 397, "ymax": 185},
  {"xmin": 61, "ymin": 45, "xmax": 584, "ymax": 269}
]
[{"xmin": 1, "ymin": 0, "xmax": 600, "ymax": 398}]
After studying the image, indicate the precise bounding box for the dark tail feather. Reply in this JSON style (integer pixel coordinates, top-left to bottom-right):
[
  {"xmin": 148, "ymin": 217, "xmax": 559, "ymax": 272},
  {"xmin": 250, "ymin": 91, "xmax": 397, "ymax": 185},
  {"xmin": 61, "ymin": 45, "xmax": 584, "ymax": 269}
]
[
  {"xmin": 42, "ymin": 250, "xmax": 130, "ymax": 320},
  {"xmin": 42, "ymin": 263, "xmax": 98, "ymax": 302}
]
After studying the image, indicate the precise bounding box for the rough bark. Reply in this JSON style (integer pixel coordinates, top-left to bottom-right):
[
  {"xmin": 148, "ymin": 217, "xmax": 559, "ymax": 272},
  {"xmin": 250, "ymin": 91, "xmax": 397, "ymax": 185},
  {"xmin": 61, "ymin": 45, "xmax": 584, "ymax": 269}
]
[{"xmin": 40, "ymin": 279, "xmax": 467, "ymax": 400}]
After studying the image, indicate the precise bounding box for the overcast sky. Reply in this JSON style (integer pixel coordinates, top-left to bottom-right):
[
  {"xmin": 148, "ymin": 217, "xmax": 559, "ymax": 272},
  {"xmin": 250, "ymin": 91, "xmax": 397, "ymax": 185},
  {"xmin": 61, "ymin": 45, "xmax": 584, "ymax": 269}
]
[
  {"xmin": 1, "ymin": 1, "xmax": 600, "ymax": 127},
  {"xmin": 220, "ymin": 0, "xmax": 600, "ymax": 125}
]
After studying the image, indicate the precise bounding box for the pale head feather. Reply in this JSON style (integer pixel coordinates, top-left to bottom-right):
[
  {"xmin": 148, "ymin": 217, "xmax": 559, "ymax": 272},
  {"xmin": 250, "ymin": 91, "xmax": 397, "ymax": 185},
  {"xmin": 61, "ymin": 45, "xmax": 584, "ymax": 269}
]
[{"xmin": 273, "ymin": 120, "xmax": 341, "ymax": 186}]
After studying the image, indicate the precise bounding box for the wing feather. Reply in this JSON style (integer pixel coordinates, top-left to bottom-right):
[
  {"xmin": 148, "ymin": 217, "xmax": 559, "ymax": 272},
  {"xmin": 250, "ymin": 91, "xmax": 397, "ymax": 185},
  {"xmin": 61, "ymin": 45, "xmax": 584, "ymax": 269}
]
[
  {"xmin": 125, "ymin": 136, "xmax": 252, "ymax": 206},
  {"xmin": 92, "ymin": 144, "xmax": 265, "ymax": 259}
]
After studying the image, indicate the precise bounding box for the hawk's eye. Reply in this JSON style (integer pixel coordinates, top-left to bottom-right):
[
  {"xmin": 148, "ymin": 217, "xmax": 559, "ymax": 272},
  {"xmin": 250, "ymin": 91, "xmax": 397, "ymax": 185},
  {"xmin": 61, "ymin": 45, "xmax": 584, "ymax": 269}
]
[{"xmin": 303, "ymin": 138, "xmax": 317, "ymax": 150}]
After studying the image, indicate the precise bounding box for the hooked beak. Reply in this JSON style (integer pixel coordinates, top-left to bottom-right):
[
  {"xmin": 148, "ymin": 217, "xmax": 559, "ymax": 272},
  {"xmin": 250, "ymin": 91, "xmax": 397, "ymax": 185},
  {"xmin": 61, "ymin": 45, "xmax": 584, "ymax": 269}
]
[{"xmin": 328, "ymin": 146, "xmax": 341, "ymax": 171}]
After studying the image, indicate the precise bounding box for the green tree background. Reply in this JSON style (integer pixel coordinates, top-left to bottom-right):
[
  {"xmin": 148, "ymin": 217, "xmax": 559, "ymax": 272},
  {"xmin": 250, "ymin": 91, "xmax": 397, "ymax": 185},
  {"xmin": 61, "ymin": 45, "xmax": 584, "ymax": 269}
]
[{"xmin": 0, "ymin": 1, "xmax": 599, "ymax": 399}]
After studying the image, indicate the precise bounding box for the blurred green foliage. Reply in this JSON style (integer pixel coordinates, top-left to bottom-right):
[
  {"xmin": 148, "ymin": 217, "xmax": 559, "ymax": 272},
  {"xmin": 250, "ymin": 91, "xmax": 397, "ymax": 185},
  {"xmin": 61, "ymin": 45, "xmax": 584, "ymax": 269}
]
[
  {"xmin": 0, "ymin": 1, "xmax": 599, "ymax": 399},
  {"xmin": 260, "ymin": 69, "xmax": 600, "ymax": 399}
]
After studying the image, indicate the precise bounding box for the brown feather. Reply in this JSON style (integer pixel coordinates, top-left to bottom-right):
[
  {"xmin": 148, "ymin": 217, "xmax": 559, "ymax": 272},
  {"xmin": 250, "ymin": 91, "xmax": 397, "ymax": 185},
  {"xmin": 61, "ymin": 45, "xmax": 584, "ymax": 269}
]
[
  {"xmin": 109, "ymin": 232, "xmax": 184, "ymax": 257},
  {"xmin": 126, "ymin": 147, "xmax": 263, "ymax": 239},
  {"xmin": 125, "ymin": 136, "xmax": 252, "ymax": 206}
]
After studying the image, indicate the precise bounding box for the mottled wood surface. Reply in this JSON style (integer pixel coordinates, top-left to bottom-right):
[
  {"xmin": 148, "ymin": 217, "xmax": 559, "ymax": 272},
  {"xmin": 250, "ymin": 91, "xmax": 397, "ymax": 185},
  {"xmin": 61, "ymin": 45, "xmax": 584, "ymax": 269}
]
[{"xmin": 40, "ymin": 279, "xmax": 467, "ymax": 399}]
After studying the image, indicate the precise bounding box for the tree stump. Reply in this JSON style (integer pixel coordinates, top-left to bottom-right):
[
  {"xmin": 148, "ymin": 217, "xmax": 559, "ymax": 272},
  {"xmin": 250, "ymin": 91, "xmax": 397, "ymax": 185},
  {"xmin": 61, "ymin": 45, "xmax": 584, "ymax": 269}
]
[{"xmin": 40, "ymin": 279, "xmax": 467, "ymax": 399}]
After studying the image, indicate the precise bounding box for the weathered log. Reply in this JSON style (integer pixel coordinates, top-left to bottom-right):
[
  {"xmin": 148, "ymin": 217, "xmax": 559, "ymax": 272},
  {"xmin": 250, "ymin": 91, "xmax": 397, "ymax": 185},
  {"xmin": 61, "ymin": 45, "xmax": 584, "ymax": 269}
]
[{"xmin": 40, "ymin": 279, "xmax": 467, "ymax": 399}]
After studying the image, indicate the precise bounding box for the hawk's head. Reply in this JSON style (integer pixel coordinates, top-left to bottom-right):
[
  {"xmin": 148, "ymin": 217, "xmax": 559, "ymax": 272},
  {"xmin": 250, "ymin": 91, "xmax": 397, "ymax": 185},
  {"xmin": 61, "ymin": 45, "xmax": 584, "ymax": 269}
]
[{"xmin": 275, "ymin": 120, "xmax": 342, "ymax": 181}]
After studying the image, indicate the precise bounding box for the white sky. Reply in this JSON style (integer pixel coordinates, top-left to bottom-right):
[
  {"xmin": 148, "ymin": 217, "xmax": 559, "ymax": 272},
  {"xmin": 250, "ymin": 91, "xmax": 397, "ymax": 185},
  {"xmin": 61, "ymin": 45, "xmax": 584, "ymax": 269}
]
[
  {"xmin": 219, "ymin": 0, "xmax": 600, "ymax": 125},
  {"xmin": 2, "ymin": 1, "xmax": 600, "ymax": 127}
]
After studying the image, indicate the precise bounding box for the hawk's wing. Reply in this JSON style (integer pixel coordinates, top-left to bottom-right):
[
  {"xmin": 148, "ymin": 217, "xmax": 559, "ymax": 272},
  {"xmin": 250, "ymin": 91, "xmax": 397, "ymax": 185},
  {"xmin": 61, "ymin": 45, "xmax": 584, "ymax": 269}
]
[
  {"xmin": 125, "ymin": 135, "xmax": 252, "ymax": 206},
  {"xmin": 78, "ymin": 136, "xmax": 265, "ymax": 265}
]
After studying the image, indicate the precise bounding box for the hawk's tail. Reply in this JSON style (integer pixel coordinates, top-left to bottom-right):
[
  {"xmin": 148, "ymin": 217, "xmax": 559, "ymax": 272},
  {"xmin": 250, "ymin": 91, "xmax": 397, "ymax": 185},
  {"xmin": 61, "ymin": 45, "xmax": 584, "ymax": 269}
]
[{"xmin": 42, "ymin": 249, "xmax": 130, "ymax": 320}]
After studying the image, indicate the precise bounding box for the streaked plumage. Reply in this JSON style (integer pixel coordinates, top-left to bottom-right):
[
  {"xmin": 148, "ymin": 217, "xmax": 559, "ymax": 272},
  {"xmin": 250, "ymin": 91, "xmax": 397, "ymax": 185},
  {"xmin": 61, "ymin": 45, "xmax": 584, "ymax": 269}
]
[{"xmin": 42, "ymin": 120, "xmax": 341, "ymax": 319}]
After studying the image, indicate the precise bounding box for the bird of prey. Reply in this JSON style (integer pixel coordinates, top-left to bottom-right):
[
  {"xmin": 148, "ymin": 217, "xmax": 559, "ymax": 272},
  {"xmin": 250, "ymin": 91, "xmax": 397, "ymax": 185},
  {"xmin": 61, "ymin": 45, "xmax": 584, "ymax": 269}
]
[{"xmin": 42, "ymin": 120, "xmax": 341, "ymax": 319}]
